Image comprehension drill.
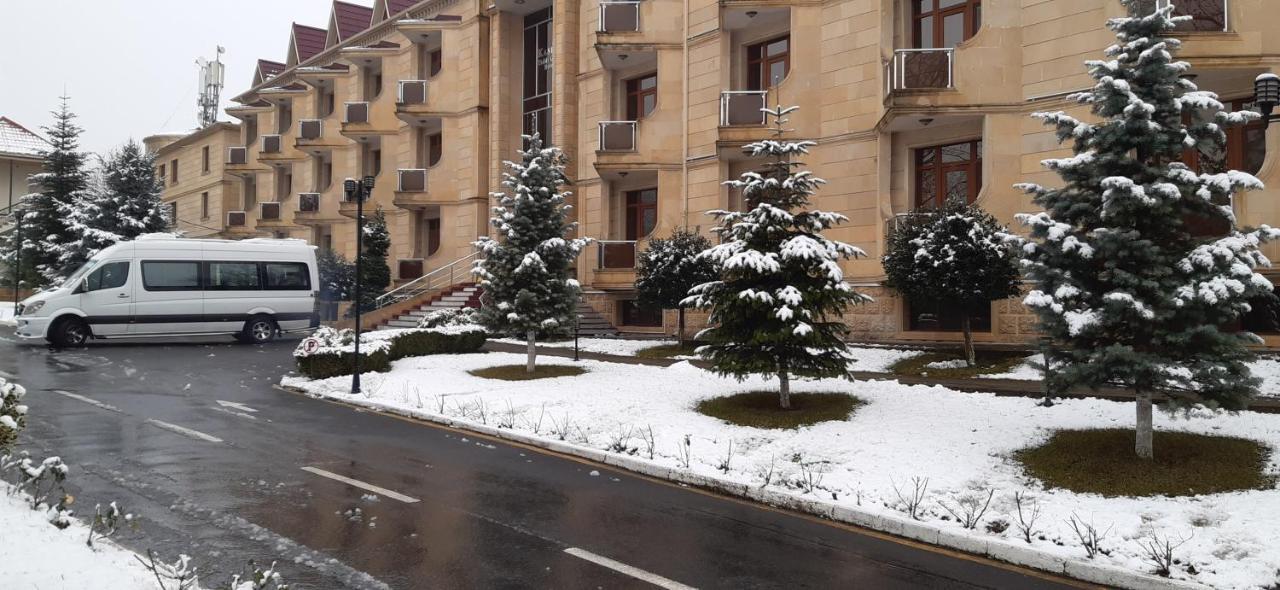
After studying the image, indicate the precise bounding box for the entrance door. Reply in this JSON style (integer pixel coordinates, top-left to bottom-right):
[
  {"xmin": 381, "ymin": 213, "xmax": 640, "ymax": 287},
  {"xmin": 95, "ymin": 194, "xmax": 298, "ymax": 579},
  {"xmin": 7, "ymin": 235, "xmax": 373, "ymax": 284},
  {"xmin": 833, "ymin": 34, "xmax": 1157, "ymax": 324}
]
[{"xmin": 80, "ymin": 260, "xmax": 134, "ymax": 336}]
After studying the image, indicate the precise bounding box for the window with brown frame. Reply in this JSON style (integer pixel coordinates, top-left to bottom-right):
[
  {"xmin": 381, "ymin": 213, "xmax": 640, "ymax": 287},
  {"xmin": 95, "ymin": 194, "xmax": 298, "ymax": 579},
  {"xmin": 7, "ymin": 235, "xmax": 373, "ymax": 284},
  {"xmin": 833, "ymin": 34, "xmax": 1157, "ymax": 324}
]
[
  {"xmin": 913, "ymin": 0, "xmax": 982, "ymax": 49},
  {"xmin": 914, "ymin": 140, "xmax": 982, "ymax": 210},
  {"xmin": 746, "ymin": 35, "xmax": 790, "ymax": 91},
  {"xmin": 430, "ymin": 50, "xmax": 443, "ymax": 77},
  {"xmin": 170, "ymin": 159, "xmax": 179, "ymax": 184},
  {"xmin": 426, "ymin": 217, "xmax": 441, "ymax": 256},
  {"xmin": 625, "ymin": 188, "xmax": 658, "ymax": 240},
  {"xmin": 201, "ymin": 192, "xmax": 209, "ymax": 219},
  {"xmin": 201, "ymin": 146, "xmax": 210, "ymax": 174},
  {"xmin": 429, "ymin": 133, "xmax": 443, "ymax": 167},
  {"xmin": 1182, "ymin": 98, "xmax": 1265, "ymax": 236},
  {"xmin": 626, "ymin": 73, "xmax": 658, "ymax": 120}
]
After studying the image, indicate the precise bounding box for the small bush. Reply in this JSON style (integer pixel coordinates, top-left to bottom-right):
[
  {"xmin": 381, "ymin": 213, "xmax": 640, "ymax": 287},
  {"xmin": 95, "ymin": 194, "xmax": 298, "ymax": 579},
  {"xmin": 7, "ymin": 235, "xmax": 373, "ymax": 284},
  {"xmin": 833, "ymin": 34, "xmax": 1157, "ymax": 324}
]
[
  {"xmin": 388, "ymin": 328, "xmax": 486, "ymax": 359},
  {"xmin": 296, "ymin": 349, "xmax": 392, "ymax": 379},
  {"xmin": 470, "ymin": 365, "xmax": 587, "ymax": 381},
  {"xmin": 696, "ymin": 392, "xmax": 862, "ymax": 429},
  {"xmin": 635, "ymin": 343, "xmax": 701, "ymax": 359},
  {"xmin": 0, "ymin": 378, "xmax": 28, "ymax": 451},
  {"xmin": 295, "ymin": 325, "xmax": 486, "ymax": 379}
]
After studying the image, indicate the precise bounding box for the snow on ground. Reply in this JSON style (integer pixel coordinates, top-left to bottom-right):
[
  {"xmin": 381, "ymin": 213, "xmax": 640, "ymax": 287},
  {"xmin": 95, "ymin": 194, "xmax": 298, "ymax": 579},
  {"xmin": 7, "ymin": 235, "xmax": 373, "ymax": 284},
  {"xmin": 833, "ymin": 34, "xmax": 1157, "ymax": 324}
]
[
  {"xmin": 285, "ymin": 352, "xmax": 1280, "ymax": 589},
  {"xmin": 0, "ymin": 302, "xmax": 15, "ymax": 327},
  {"xmin": 494, "ymin": 337, "xmax": 926, "ymax": 370},
  {"xmin": 985, "ymin": 354, "xmax": 1280, "ymax": 398},
  {"xmin": 0, "ymin": 484, "xmax": 156, "ymax": 589}
]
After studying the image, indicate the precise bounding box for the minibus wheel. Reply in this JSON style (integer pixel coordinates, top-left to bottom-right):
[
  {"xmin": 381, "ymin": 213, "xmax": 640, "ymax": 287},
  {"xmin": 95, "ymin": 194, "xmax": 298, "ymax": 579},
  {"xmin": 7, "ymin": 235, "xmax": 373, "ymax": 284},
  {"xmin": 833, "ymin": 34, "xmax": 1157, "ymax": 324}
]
[
  {"xmin": 49, "ymin": 317, "xmax": 91, "ymax": 348},
  {"xmin": 238, "ymin": 315, "xmax": 278, "ymax": 344}
]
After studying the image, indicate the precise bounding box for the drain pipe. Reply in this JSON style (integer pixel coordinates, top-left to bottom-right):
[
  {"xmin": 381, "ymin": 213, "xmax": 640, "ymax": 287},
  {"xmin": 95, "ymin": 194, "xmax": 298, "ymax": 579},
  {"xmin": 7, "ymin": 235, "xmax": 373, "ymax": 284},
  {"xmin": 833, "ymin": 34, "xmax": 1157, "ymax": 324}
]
[{"xmin": 682, "ymin": 0, "xmax": 690, "ymax": 229}]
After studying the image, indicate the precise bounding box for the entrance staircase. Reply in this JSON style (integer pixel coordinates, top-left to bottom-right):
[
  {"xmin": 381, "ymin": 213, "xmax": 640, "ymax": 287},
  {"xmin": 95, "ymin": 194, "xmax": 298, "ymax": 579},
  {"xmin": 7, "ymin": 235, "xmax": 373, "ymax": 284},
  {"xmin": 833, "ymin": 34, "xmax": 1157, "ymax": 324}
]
[
  {"xmin": 575, "ymin": 301, "xmax": 619, "ymax": 337},
  {"xmin": 381, "ymin": 284, "xmax": 482, "ymax": 329}
]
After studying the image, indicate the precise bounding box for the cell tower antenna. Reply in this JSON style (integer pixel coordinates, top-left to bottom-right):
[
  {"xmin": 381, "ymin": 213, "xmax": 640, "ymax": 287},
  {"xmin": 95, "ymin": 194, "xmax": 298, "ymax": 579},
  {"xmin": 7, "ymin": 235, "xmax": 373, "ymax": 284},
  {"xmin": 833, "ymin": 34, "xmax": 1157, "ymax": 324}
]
[{"xmin": 196, "ymin": 46, "xmax": 226, "ymax": 128}]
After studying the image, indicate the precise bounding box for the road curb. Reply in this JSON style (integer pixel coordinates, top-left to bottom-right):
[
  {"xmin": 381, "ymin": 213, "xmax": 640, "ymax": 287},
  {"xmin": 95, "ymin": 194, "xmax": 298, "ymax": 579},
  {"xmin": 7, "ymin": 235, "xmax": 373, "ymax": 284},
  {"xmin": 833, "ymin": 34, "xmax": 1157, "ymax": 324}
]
[{"xmin": 279, "ymin": 383, "xmax": 1206, "ymax": 590}]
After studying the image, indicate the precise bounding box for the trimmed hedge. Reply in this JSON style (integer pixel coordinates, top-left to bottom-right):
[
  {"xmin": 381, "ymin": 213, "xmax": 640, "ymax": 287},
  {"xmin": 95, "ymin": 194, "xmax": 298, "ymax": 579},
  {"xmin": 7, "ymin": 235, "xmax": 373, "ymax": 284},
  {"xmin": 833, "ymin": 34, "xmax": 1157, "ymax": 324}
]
[
  {"xmin": 296, "ymin": 348, "xmax": 392, "ymax": 380},
  {"xmin": 295, "ymin": 326, "xmax": 487, "ymax": 379},
  {"xmin": 389, "ymin": 329, "xmax": 486, "ymax": 359}
]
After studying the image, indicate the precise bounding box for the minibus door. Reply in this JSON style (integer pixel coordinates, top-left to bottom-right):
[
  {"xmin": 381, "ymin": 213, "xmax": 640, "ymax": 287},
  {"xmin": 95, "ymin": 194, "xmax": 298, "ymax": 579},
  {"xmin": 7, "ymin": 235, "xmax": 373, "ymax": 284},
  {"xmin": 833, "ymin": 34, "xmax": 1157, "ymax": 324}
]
[{"xmin": 79, "ymin": 260, "xmax": 134, "ymax": 337}]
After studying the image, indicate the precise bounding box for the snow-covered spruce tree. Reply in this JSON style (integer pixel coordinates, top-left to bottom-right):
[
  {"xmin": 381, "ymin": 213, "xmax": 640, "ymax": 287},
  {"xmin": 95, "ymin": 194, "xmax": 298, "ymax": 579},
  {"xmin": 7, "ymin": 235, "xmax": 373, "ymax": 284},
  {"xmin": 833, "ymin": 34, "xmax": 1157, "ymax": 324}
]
[
  {"xmin": 1018, "ymin": 2, "xmax": 1277, "ymax": 460},
  {"xmin": 883, "ymin": 198, "xmax": 1020, "ymax": 367},
  {"xmin": 0, "ymin": 97, "xmax": 89, "ymax": 286},
  {"xmin": 683, "ymin": 106, "xmax": 870, "ymax": 409},
  {"xmin": 59, "ymin": 140, "xmax": 169, "ymax": 271},
  {"xmin": 635, "ymin": 228, "xmax": 718, "ymax": 347},
  {"xmin": 356, "ymin": 208, "xmax": 391, "ymax": 313},
  {"xmin": 317, "ymin": 248, "xmax": 355, "ymax": 302},
  {"xmin": 474, "ymin": 135, "xmax": 590, "ymax": 373}
]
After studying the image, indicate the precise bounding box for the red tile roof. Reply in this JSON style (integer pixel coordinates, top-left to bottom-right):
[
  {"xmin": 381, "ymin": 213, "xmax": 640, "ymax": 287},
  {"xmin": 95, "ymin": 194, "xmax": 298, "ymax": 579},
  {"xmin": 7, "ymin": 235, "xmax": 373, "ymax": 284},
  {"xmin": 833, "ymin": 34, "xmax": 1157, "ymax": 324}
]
[
  {"xmin": 386, "ymin": 0, "xmax": 418, "ymax": 16},
  {"xmin": 332, "ymin": 1, "xmax": 374, "ymax": 43},
  {"xmin": 258, "ymin": 59, "xmax": 286, "ymax": 79},
  {"xmin": 0, "ymin": 116, "xmax": 49, "ymax": 158},
  {"xmin": 292, "ymin": 23, "xmax": 327, "ymax": 63}
]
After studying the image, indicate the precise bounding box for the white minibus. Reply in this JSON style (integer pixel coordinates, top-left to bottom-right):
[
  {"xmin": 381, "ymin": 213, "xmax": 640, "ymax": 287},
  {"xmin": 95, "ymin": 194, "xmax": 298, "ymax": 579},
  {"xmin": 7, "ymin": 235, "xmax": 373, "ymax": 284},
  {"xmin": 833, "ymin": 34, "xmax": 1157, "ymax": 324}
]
[{"xmin": 14, "ymin": 236, "xmax": 319, "ymax": 346}]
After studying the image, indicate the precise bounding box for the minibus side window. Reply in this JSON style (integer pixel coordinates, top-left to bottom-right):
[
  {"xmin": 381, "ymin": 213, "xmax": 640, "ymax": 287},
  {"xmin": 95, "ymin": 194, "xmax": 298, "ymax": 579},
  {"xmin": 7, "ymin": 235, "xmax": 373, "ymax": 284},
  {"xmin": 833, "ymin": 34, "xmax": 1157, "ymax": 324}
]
[
  {"xmin": 206, "ymin": 262, "xmax": 261, "ymax": 290},
  {"xmin": 263, "ymin": 262, "xmax": 311, "ymax": 291},
  {"xmin": 142, "ymin": 261, "xmax": 202, "ymax": 291},
  {"xmin": 85, "ymin": 262, "xmax": 129, "ymax": 292}
]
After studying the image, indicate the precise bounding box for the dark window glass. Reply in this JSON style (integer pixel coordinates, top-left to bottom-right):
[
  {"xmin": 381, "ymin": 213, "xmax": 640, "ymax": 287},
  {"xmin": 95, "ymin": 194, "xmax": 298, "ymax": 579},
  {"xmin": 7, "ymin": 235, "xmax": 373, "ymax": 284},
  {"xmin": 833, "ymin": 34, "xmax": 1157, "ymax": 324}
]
[
  {"xmin": 202, "ymin": 146, "xmax": 210, "ymax": 173},
  {"xmin": 1185, "ymin": 98, "xmax": 1267, "ymax": 176},
  {"xmin": 915, "ymin": 139, "xmax": 982, "ymax": 210},
  {"xmin": 428, "ymin": 133, "xmax": 443, "ymax": 167},
  {"xmin": 913, "ymin": 0, "xmax": 982, "ymax": 49},
  {"xmin": 86, "ymin": 261, "xmax": 130, "ymax": 292},
  {"xmin": 142, "ymin": 262, "xmax": 201, "ymax": 291},
  {"xmin": 430, "ymin": 50, "xmax": 443, "ymax": 77},
  {"xmin": 1241, "ymin": 287, "xmax": 1280, "ymax": 335},
  {"xmin": 625, "ymin": 188, "xmax": 659, "ymax": 239},
  {"xmin": 263, "ymin": 262, "xmax": 311, "ymax": 290},
  {"xmin": 207, "ymin": 262, "xmax": 261, "ymax": 290},
  {"xmin": 620, "ymin": 300, "xmax": 663, "ymax": 327},
  {"xmin": 746, "ymin": 35, "xmax": 790, "ymax": 90},
  {"xmin": 907, "ymin": 298, "xmax": 992, "ymax": 332},
  {"xmin": 626, "ymin": 73, "xmax": 658, "ymax": 120}
]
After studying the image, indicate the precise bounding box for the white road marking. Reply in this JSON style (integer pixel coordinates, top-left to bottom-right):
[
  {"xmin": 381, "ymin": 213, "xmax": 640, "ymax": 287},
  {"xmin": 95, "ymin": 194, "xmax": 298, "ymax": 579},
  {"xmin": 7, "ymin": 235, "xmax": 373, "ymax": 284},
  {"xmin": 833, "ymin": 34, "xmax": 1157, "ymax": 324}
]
[
  {"xmin": 216, "ymin": 400, "xmax": 259, "ymax": 413},
  {"xmin": 0, "ymin": 370, "xmax": 14, "ymax": 379},
  {"xmin": 52, "ymin": 390, "xmax": 122, "ymax": 413},
  {"xmin": 563, "ymin": 548, "xmax": 698, "ymax": 590},
  {"xmin": 300, "ymin": 466, "xmax": 421, "ymax": 504},
  {"xmin": 210, "ymin": 406, "xmax": 258, "ymax": 421},
  {"xmin": 145, "ymin": 419, "xmax": 223, "ymax": 443}
]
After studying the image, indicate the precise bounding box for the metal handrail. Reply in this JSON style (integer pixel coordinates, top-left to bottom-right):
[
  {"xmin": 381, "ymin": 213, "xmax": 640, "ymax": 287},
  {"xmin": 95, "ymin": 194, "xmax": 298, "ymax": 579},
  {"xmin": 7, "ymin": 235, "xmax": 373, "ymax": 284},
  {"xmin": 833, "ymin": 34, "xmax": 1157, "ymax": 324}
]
[
  {"xmin": 888, "ymin": 48, "xmax": 955, "ymax": 92},
  {"xmin": 373, "ymin": 251, "xmax": 480, "ymax": 309},
  {"xmin": 598, "ymin": 1, "xmax": 640, "ymax": 33},
  {"xmin": 598, "ymin": 121, "xmax": 637, "ymax": 151},
  {"xmin": 719, "ymin": 90, "xmax": 768, "ymax": 126}
]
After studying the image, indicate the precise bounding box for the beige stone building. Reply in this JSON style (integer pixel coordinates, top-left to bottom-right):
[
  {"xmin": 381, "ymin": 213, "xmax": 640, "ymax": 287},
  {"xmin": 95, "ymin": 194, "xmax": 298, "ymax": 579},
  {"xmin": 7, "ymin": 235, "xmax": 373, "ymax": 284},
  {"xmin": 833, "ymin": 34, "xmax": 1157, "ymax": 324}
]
[
  {"xmin": 144, "ymin": 123, "xmax": 245, "ymax": 238},
  {"xmin": 153, "ymin": 0, "xmax": 1280, "ymax": 345}
]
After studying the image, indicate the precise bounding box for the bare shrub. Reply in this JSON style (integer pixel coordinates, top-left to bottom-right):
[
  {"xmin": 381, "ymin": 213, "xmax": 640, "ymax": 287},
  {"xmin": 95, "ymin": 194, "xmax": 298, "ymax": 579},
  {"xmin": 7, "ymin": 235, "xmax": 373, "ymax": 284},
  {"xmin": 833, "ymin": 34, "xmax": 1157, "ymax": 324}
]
[
  {"xmin": 1066, "ymin": 513, "xmax": 1113, "ymax": 559},
  {"xmin": 939, "ymin": 488, "xmax": 995, "ymax": 529},
  {"xmin": 1138, "ymin": 532, "xmax": 1191, "ymax": 577},
  {"xmin": 891, "ymin": 476, "xmax": 930, "ymax": 520},
  {"xmin": 1011, "ymin": 491, "xmax": 1042, "ymax": 544}
]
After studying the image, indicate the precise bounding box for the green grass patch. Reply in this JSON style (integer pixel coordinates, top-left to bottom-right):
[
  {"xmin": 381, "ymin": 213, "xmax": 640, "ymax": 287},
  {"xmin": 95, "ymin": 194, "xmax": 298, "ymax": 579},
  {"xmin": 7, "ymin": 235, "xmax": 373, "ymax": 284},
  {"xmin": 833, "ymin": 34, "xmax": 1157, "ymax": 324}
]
[
  {"xmin": 469, "ymin": 364, "xmax": 587, "ymax": 381},
  {"xmin": 696, "ymin": 391, "xmax": 863, "ymax": 429},
  {"xmin": 635, "ymin": 343, "xmax": 701, "ymax": 359},
  {"xmin": 1015, "ymin": 428, "xmax": 1275, "ymax": 497},
  {"xmin": 889, "ymin": 350, "xmax": 1028, "ymax": 379}
]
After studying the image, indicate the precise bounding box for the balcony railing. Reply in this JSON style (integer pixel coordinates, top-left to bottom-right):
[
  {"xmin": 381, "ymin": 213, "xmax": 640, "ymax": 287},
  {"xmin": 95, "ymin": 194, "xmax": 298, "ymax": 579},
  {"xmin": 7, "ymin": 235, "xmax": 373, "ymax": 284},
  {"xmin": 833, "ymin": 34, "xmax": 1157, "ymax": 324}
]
[
  {"xmin": 227, "ymin": 146, "xmax": 247, "ymax": 165},
  {"xmin": 398, "ymin": 259, "xmax": 425, "ymax": 280},
  {"xmin": 720, "ymin": 91, "xmax": 768, "ymax": 126},
  {"xmin": 260, "ymin": 135, "xmax": 282, "ymax": 154},
  {"xmin": 598, "ymin": 121, "xmax": 637, "ymax": 151},
  {"xmin": 227, "ymin": 211, "xmax": 247, "ymax": 227},
  {"xmin": 598, "ymin": 1, "xmax": 639, "ymax": 32},
  {"xmin": 398, "ymin": 169, "xmax": 428, "ymax": 192},
  {"xmin": 886, "ymin": 48, "xmax": 954, "ymax": 92},
  {"xmin": 598, "ymin": 240, "xmax": 638, "ymax": 269},
  {"xmin": 299, "ymin": 120, "xmax": 323, "ymax": 140},
  {"xmin": 298, "ymin": 193, "xmax": 320, "ymax": 212},
  {"xmin": 1132, "ymin": 0, "xmax": 1228, "ymax": 32},
  {"xmin": 398, "ymin": 80, "xmax": 428, "ymax": 105},
  {"xmin": 345, "ymin": 101, "xmax": 370, "ymax": 124},
  {"xmin": 885, "ymin": 212, "xmax": 935, "ymax": 239},
  {"xmin": 260, "ymin": 202, "xmax": 281, "ymax": 221}
]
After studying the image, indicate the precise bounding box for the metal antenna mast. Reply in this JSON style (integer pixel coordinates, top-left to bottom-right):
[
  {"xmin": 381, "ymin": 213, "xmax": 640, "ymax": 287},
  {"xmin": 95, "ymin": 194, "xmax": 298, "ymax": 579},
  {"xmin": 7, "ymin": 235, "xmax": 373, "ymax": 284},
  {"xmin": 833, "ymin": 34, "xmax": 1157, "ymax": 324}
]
[{"xmin": 196, "ymin": 46, "xmax": 226, "ymax": 128}]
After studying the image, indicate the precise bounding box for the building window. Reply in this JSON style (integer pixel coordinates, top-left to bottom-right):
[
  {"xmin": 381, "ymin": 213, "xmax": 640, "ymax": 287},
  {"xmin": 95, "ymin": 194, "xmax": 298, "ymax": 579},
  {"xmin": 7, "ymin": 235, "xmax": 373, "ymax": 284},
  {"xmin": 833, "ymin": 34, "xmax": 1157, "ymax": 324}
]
[
  {"xmin": 625, "ymin": 188, "xmax": 658, "ymax": 240},
  {"xmin": 620, "ymin": 300, "xmax": 663, "ymax": 327},
  {"xmin": 168, "ymin": 202, "xmax": 178, "ymax": 225},
  {"xmin": 914, "ymin": 140, "xmax": 982, "ymax": 210},
  {"xmin": 906, "ymin": 299, "xmax": 992, "ymax": 333},
  {"xmin": 522, "ymin": 7, "xmax": 554, "ymax": 145},
  {"xmin": 201, "ymin": 146, "xmax": 210, "ymax": 174},
  {"xmin": 1241, "ymin": 287, "xmax": 1280, "ymax": 335},
  {"xmin": 319, "ymin": 88, "xmax": 336, "ymax": 117},
  {"xmin": 913, "ymin": 0, "xmax": 982, "ymax": 49},
  {"xmin": 746, "ymin": 35, "xmax": 790, "ymax": 90},
  {"xmin": 372, "ymin": 149, "xmax": 382, "ymax": 176},
  {"xmin": 245, "ymin": 118, "xmax": 258, "ymax": 144},
  {"xmin": 626, "ymin": 73, "xmax": 658, "ymax": 120},
  {"xmin": 1186, "ymin": 98, "xmax": 1267, "ymax": 176},
  {"xmin": 277, "ymin": 102, "xmax": 292, "ymax": 134},
  {"xmin": 158, "ymin": 164, "xmax": 166, "ymax": 181},
  {"xmin": 374, "ymin": 72, "xmax": 384, "ymax": 98},
  {"xmin": 428, "ymin": 133, "xmax": 443, "ymax": 167},
  {"xmin": 426, "ymin": 217, "xmax": 441, "ymax": 256},
  {"xmin": 201, "ymin": 192, "xmax": 209, "ymax": 219},
  {"xmin": 170, "ymin": 159, "xmax": 179, "ymax": 184},
  {"xmin": 430, "ymin": 49, "xmax": 443, "ymax": 77}
]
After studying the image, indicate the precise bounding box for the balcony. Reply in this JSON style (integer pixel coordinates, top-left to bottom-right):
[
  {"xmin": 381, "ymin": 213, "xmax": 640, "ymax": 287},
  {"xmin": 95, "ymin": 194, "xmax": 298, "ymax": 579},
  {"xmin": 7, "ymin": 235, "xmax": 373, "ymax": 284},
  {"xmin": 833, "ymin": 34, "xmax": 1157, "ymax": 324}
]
[
  {"xmin": 886, "ymin": 49, "xmax": 955, "ymax": 93},
  {"xmin": 393, "ymin": 169, "xmax": 436, "ymax": 209},
  {"xmin": 598, "ymin": 121, "xmax": 637, "ymax": 152},
  {"xmin": 398, "ymin": 80, "xmax": 428, "ymax": 105},
  {"xmin": 259, "ymin": 201, "xmax": 282, "ymax": 222},
  {"xmin": 258, "ymin": 134, "xmax": 304, "ymax": 166},
  {"xmin": 225, "ymin": 146, "xmax": 267, "ymax": 176},
  {"xmin": 227, "ymin": 211, "xmax": 248, "ymax": 227},
  {"xmin": 598, "ymin": 240, "xmax": 637, "ymax": 269},
  {"xmin": 298, "ymin": 193, "xmax": 320, "ymax": 213},
  {"xmin": 260, "ymin": 135, "xmax": 282, "ymax": 154},
  {"xmin": 720, "ymin": 91, "xmax": 768, "ymax": 126},
  {"xmin": 294, "ymin": 120, "xmax": 344, "ymax": 153},
  {"xmin": 298, "ymin": 120, "xmax": 322, "ymax": 140},
  {"xmin": 1132, "ymin": 0, "xmax": 1228, "ymax": 32},
  {"xmin": 345, "ymin": 102, "xmax": 369, "ymax": 124},
  {"xmin": 598, "ymin": 1, "xmax": 639, "ymax": 33},
  {"xmin": 398, "ymin": 259, "xmax": 425, "ymax": 281}
]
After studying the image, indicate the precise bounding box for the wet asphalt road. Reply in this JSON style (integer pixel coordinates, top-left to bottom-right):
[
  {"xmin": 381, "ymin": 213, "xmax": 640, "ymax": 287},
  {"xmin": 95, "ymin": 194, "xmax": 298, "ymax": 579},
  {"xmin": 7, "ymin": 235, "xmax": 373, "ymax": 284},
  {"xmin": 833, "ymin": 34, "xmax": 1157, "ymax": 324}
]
[{"xmin": 0, "ymin": 327, "xmax": 1086, "ymax": 590}]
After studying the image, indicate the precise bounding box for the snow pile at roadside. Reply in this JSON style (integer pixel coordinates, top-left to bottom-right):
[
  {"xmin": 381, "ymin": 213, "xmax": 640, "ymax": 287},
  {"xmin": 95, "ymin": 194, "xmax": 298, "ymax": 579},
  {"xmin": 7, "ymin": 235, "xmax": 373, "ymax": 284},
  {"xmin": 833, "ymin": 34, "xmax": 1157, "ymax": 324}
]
[
  {"xmin": 0, "ymin": 302, "xmax": 15, "ymax": 327},
  {"xmin": 285, "ymin": 352, "xmax": 1280, "ymax": 589},
  {"xmin": 0, "ymin": 484, "xmax": 156, "ymax": 589}
]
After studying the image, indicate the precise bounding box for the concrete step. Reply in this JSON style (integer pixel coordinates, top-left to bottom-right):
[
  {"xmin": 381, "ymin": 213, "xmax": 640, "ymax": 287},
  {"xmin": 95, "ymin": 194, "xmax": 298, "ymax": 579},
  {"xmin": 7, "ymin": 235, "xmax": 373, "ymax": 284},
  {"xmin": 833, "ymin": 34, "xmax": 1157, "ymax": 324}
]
[{"xmin": 387, "ymin": 319, "xmax": 420, "ymax": 328}]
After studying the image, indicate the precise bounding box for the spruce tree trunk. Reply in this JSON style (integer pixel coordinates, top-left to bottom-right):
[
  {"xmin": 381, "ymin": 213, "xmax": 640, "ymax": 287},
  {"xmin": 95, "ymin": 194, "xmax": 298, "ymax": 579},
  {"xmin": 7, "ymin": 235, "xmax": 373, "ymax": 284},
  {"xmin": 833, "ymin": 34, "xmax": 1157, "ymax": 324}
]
[
  {"xmin": 1135, "ymin": 390, "xmax": 1154, "ymax": 460},
  {"xmin": 778, "ymin": 370, "xmax": 791, "ymax": 409},
  {"xmin": 526, "ymin": 329, "xmax": 537, "ymax": 374},
  {"xmin": 677, "ymin": 307, "xmax": 687, "ymax": 348},
  {"xmin": 961, "ymin": 313, "xmax": 976, "ymax": 367}
]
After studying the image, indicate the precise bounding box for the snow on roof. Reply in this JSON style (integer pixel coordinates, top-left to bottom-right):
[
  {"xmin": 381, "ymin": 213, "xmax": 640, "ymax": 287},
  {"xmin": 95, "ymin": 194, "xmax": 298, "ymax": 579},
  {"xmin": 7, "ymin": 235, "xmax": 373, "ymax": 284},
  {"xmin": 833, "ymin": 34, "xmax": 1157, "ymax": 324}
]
[{"xmin": 0, "ymin": 116, "xmax": 49, "ymax": 159}]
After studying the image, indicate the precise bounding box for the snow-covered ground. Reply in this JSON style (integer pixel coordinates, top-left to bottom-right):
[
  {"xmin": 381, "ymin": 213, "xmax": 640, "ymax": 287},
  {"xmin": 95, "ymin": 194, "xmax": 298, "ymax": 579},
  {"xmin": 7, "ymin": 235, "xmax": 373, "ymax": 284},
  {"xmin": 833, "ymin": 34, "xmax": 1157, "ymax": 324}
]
[
  {"xmin": 0, "ymin": 484, "xmax": 156, "ymax": 589},
  {"xmin": 0, "ymin": 302, "xmax": 15, "ymax": 327},
  {"xmin": 495, "ymin": 337, "xmax": 926, "ymax": 371},
  {"xmin": 986, "ymin": 354, "xmax": 1280, "ymax": 398},
  {"xmin": 285, "ymin": 352, "xmax": 1280, "ymax": 589}
]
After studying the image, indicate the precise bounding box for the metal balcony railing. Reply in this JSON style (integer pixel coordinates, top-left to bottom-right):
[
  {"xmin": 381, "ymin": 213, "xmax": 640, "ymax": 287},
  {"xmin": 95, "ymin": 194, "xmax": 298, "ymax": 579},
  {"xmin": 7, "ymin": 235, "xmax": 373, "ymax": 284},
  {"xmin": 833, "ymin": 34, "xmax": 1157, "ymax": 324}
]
[
  {"xmin": 374, "ymin": 251, "xmax": 479, "ymax": 309},
  {"xmin": 227, "ymin": 146, "xmax": 247, "ymax": 165},
  {"xmin": 398, "ymin": 169, "xmax": 428, "ymax": 192},
  {"xmin": 598, "ymin": 240, "xmax": 638, "ymax": 269},
  {"xmin": 598, "ymin": 121, "xmax": 637, "ymax": 151},
  {"xmin": 598, "ymin": 1, "xmax": 639, "ymax": 32},
  {"xmin": 720, "ymin": 90, "xmax": 768, "ymax": 126},
  {"xmin": 884, "ymin": 212, "xmax": 935, "ymax": 239},
  {"xmin": 1132, "ymin": 0, "xmax": 1229, "ymax": 32},
  {"xmin": 260, "ymin": 135, "xmax": 282, "ymax": 154},
  {"xmin": 886, "ymin": 48, "xmax": 954, "ymax": 93},
  {"xmin": 227, "ymin": 211, "xmax": 247, "ymax": 226},
  {"xmin": 299, "ymin": 120, "xmax": 323, "ymax": 140},
  {"xmin": 345, "ymin": 101, "xmax": 370, "ymax": 124},
  {"xmin": 298, "ymin": 193, "xmax": 320, "ymax": 212},
  {"xmin": 260, "ymin": 202, "xmax": 281, "ymax": 221},
  {"xmin": 398, "ymin": 80, "xmax": 428, "ymax": 105}
]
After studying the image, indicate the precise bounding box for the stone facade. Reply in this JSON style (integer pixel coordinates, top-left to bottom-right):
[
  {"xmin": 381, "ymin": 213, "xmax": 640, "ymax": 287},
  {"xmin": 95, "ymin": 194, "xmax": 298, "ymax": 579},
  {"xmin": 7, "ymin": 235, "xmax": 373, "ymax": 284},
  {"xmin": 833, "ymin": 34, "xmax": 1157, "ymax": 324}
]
[{"xmin": 152, "ymin": 0, "xmax": 1280, "ymax": 346}]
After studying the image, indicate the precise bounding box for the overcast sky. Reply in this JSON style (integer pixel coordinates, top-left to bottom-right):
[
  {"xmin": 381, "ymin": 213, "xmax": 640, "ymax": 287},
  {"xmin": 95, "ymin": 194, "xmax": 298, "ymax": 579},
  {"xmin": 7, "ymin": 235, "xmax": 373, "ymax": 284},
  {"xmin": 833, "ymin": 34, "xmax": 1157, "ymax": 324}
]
[{"xmin": 1, "ymin": 0, "xmax": 340, "ymax": 156}]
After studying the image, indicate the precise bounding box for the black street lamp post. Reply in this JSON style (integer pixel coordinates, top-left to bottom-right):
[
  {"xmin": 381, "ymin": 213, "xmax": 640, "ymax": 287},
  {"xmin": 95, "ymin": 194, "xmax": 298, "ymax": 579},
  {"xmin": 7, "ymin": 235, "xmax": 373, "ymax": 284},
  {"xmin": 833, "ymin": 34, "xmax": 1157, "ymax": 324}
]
[
  {"xmin": 11, "ymin": 209, "xmax": 20, "ymax": 309},
  {"xmin": 344, "ymin": 175, "xmax": 376, "ymax": 394},
  {"xmin": 1254, "ymin": 73, "xmax": 1280, "ymax": 128}
]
